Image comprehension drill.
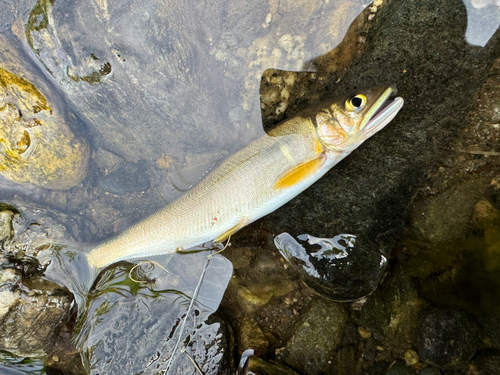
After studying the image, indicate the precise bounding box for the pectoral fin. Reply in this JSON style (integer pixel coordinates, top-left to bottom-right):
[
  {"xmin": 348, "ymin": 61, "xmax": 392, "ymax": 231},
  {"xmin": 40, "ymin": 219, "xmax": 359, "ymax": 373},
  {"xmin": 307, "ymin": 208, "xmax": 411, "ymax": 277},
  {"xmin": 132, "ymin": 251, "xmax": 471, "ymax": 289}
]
[
  {"xmin": 214, "ymin": 218, "xmax": 248, "ymax": 243},
  {"xmin": 274, "ymin": 156, "xmax": 325, "ymax": 190}
]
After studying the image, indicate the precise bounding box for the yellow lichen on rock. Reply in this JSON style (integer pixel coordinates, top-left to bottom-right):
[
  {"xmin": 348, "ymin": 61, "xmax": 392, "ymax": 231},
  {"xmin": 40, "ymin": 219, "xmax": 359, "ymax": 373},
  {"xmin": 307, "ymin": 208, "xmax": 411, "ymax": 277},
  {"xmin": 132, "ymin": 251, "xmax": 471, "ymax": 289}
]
[{"xmin": 0, "ymin": 67, "xmax": 89, "ymax": 190}]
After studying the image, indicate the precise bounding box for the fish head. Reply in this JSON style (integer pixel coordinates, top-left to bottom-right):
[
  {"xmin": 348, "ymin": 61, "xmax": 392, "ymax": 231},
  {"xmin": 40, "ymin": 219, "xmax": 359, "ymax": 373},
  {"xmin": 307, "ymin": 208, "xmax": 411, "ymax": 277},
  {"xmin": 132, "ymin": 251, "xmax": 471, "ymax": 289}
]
[{"xmin": 314, "ymin": 86, "xmax": 404, "ymax": 153}]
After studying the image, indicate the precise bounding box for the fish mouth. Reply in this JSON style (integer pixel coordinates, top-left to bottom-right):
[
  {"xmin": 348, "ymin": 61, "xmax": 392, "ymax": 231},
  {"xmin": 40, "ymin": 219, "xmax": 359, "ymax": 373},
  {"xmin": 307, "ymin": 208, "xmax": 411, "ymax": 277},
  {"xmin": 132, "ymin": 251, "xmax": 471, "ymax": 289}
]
[{"xmin": 360, "ymin": 87, "xmax": 404, "ymax": 138}]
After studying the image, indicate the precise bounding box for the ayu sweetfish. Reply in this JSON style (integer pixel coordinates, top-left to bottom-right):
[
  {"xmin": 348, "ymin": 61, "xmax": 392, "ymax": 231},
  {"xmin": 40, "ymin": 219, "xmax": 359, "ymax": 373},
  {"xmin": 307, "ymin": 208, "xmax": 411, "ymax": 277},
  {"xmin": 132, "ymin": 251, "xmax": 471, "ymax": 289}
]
[{"xmin": 87, "ymin": 87, "xmax": 404, "ymax": 269}]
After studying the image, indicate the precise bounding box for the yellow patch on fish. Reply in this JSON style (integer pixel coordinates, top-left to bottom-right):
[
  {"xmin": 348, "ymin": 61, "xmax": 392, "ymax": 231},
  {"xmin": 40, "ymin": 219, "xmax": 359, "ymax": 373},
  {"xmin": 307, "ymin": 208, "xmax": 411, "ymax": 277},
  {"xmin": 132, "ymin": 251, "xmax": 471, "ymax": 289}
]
[
  {"xmin": 273, "ymin": 156, "xmax": 325, "ymax": 190},
  {"xmin": 214, "ymin": 217, "xmax": 249, "ymax": 243}
]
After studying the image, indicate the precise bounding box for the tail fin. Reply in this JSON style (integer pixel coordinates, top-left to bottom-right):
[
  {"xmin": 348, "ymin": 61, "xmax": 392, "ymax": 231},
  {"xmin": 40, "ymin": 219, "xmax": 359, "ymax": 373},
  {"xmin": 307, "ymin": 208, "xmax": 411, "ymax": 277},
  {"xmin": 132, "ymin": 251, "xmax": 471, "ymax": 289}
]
[{"xmin": 39, "ymin": 242, "xmax": 102, "ymax": 312}]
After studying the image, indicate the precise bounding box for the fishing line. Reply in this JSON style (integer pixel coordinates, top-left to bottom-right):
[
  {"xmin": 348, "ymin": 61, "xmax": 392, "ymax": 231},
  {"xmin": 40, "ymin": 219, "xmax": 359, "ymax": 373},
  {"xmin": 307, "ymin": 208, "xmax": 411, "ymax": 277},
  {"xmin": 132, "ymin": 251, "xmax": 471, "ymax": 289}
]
[
  {"xmin": 164, "ymin": 255, "xmax": 212, "ymax": 374},
  {"xmin": 207, "ymin": 234, "xmax": 231, "ymax": 259},
  {"xmin": 128, "ymin": 260, "xmax": 170, "ymax": 283}
]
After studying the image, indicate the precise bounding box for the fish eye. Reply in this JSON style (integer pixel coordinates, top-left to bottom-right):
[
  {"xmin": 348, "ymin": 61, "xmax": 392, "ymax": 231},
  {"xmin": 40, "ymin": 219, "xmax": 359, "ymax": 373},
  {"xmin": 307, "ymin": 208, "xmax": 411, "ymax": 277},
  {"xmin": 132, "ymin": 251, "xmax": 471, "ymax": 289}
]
[{"xmin": 345, "ymin": 94, "xmax": 367, "ymax": 112}]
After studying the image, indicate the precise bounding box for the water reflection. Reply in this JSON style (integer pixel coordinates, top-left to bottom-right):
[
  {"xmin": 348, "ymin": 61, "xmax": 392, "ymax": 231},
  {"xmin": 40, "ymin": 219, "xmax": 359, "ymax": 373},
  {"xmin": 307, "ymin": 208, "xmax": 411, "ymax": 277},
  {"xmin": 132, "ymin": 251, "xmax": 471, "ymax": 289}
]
[
  {"xmin": 462, "ymin": 0, "xmax": 500, "ymax": 46},
  {"xmin": 275, "ymin": 232, "xmax": 387, "ymax": 301},
  {"xmin": 45, "ymin": 248, "xmax": 233, "ymax": 374}
]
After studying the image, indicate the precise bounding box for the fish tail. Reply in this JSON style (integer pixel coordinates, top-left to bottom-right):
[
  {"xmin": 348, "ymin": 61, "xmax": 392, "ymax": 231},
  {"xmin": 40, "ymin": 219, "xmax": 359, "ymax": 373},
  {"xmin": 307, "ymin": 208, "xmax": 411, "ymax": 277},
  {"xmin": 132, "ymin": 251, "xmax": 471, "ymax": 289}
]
[{"xmin": 40, "ymin": 242, "xmax": 102, "ymax": 309}]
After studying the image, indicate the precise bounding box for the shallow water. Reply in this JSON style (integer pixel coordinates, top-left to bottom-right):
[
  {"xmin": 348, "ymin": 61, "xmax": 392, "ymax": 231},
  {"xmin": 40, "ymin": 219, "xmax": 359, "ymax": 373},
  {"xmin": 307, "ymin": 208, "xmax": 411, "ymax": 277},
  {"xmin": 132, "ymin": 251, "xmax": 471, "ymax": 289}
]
[{"xmin": 1, "ymin": 0, "xmax": 500, "ymax": 374}]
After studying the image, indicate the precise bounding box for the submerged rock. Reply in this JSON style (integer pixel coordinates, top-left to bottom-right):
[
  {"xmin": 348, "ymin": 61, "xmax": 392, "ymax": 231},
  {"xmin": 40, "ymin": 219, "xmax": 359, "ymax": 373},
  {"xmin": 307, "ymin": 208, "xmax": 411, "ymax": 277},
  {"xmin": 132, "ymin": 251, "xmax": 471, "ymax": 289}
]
[
  {"xmin": 0, "ymin": 35, "xmax": 89, "ymax": 190},
  {"xmin": 275, "ymin": 232, "xmax": 387, "ymax": 300},
  {"xmin": 385, "ymin": 360, "xmax": 413, "ymax": 375},
  {"xmin": 97, "ymin": 161, "xmax": 150, "ymax": 194},
  {"xmin": 417, "ymin": 308, "xmax": 480, "ymax": 369},
  {"xmin": 278, "ymin": 297, "xmax": 348, "ymax": 375}
]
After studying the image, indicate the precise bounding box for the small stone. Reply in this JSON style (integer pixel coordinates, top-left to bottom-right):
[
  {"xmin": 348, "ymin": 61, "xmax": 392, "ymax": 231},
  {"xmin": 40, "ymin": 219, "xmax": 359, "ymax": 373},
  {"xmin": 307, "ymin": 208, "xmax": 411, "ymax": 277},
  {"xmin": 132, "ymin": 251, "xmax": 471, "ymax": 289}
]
[
  {"xmin": 404, "ymin": 350, "xmax": 419, "ymax": 366},
  {"xmin": 155, "ymin": 154, "xmax": 174, "ymax": 170},
  {"xmin": 358, "ymin": 326, "xmax": 372, "ymax": 339}
]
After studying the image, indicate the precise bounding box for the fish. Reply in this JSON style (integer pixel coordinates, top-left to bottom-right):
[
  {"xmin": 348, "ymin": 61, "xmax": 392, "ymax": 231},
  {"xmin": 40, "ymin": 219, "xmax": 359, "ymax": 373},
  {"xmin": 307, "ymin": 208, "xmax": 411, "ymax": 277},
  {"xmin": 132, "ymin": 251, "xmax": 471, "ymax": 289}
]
[{"xmin": 87, "ymin": 87, "xmax": 404, "ymax": 269}]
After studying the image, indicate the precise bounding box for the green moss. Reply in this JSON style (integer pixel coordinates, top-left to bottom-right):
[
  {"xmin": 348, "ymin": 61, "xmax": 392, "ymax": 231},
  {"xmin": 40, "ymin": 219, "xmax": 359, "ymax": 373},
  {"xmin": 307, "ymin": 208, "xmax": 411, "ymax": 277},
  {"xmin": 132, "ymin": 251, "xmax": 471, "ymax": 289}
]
[{"xmin": 25, "ymin": 0, "xmax": 56, "ymax": 54}]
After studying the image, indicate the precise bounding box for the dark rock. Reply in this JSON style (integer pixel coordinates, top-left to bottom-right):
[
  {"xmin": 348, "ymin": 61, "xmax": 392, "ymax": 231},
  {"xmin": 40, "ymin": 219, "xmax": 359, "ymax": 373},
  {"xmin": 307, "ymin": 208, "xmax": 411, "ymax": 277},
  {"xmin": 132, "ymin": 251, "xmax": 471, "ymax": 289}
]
[
  {"xmin": 279, "ymin": 297, "xmax": 347, "ymax": 375},
  {"xmin": 343, "ymin": 322, "xmax": 359, "ymax": 345},
  {"xmin": 97, "ymin": 161, "xmax": 150, "ymax": 194},
  {"xmin": 275, "ymin": 232, "xmax": 387, "ymax": 301},
  {"xmin": 367, "ymin": 361, "xmax": 389, "ymax": 375},
  {"xmin": 417, "ymin": 308, "xmax": 480, "ymax": 369},
  {"xmin": 417, "ymin": 367, "xmax": 442, "ymax": 375},
  {"xmin": 332, "ymin": 345, "xmax": 357, "ymax": 375},
  {"xmin": 362, "ymin": 267, "xmax": 427, "ymax": 356},
  {"xmin": 385, "ymin": 360, "xmax": 413, "ymax": 375},
  {"xmin": 474, "ymin": 349, "xmax": 500, "ymax": 375},
  {"xmin": 363, "ymin": 337, "xmax": 378, "ymax": 364},
  {"xmin": 0, "ymin": 268, "xmax": 74, "ymax": 357}
]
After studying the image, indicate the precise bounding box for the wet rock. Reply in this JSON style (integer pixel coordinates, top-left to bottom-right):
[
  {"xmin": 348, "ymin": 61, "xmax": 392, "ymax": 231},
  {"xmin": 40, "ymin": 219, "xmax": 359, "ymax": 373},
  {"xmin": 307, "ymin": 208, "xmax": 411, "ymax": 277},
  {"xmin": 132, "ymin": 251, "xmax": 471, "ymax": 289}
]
[
  {"xmin": 404, "ymin": 350, "xmax": 419, "ymax": 366},
  {"xmin": 410, "ymin": 177, "xmax": 492, "ymax": 243},
  {"xmin": 385, "ymin": 360, "xmax": 413, "ymax": 375},
  {"xmin": 367, "ymin": 361, "xmax": 390, "ymax": 375},
  {"xmin": 0, "ymin": 35, "xmax": 89, "ymax": 190},
  {"xmin": 242, "ymin": 355, "xmax": 301, "ymax": 375},
  {"xmin": 417, "ymin": 308, "xmax": 479, "ymax": 369},
  {"xmin": 417, "ymin": 367, "xmax": 442, "ymax": 375},
  {"xmin": 97, "ymin": 161, "xmax": 150, "ymax": 194},
  {"xmin": 475, "ymin": 349, "xmax": 500, "ymax": 375},
  {"xmin": 278, "ymin": 297, "xmax": 348, "ymax": 375},
  {"xmin": 332, "ymin": 345, "xmax": 357, "ymax": 375},
  {"xmin": 472, "ymin": 198, "xmax": 500, "ymax": 233},
  {"xmin": 0, "ymin": 210, "xmax": 14, "ymax": 245},
  {"xmin": 237, "ymin": 317, "xmax": 270, "ymax": 354},
  {"xmin": 343, "ymin": 322, "xmax": 360, "ymax": 345},
  {"xmin": 0, "ymin": 1, "xmax": 36, "ymax": 32},
  {"xmin": 275, "ymin": 232, "xmax": 387, "ymax": 300},
  {"xmin": 362, "ymin": 267, "xmax": 427, "ymax": 357},
  {"xmin": 0, "ymin": 267, "xmax": 74, "ymax": 357}
]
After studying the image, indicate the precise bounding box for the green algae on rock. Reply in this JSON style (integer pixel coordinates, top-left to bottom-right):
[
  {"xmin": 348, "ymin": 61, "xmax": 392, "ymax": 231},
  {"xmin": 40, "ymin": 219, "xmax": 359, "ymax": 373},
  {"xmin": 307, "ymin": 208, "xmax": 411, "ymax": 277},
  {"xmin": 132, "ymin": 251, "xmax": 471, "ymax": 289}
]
[{"xmin": 0, "ymin": 66, "xmax": 89, "ymax": 190}]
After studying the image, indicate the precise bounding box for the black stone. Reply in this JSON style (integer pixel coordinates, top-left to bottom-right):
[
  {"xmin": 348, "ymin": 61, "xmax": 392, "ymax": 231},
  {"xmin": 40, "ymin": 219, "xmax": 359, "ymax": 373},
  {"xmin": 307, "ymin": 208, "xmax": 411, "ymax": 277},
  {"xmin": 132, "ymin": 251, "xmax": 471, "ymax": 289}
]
[{"xmin": 417, "ymin": 308, "xmax": 480, "ymax": 369}]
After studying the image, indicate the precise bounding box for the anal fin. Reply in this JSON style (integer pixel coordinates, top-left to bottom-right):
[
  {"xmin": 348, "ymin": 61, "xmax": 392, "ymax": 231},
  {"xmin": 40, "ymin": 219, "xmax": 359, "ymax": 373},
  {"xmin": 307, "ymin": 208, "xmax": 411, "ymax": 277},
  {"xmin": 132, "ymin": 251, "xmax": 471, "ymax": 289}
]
[
  {"xmin": 214, "ymin": 218, "xmax": 248, "ymax": 243},
  {"xmin": 274, "ymin": 156, "xmax": 325, "ymax": 190}
]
